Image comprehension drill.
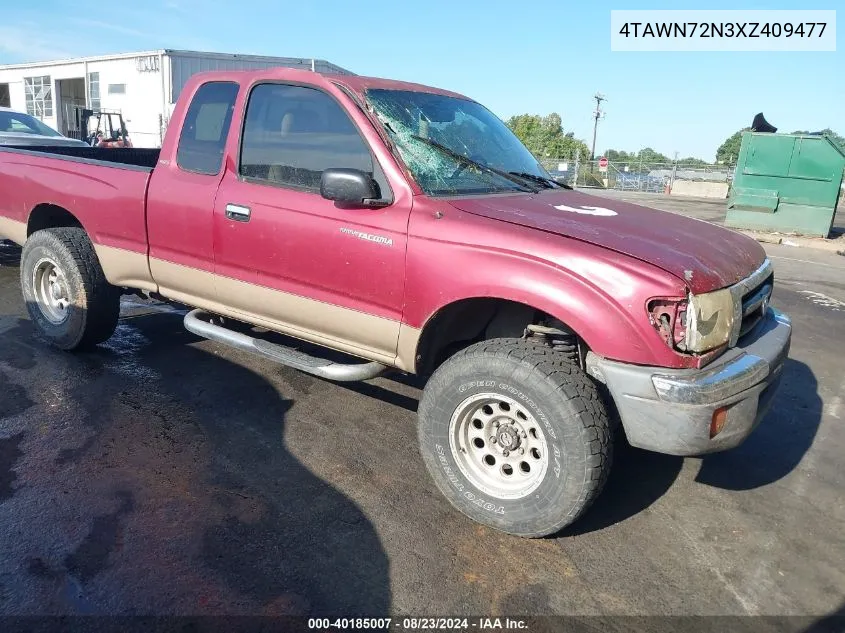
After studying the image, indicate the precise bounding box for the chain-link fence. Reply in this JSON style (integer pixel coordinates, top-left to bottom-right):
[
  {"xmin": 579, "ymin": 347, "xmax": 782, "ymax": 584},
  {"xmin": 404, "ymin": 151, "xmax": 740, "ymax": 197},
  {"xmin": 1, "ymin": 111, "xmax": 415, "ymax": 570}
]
[{"xmin": 541, "ymin": 158, "xmax": 736, "ymax": 192}]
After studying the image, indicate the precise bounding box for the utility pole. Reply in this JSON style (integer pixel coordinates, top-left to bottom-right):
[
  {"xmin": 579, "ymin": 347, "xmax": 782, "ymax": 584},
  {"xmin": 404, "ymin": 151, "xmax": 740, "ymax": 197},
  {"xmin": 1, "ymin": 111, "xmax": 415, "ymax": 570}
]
[
  {"xmin": 590, "ymin": 93, "xmax": 606, "ymax": 162},
  {"xmin": 638, "ymin": 153, "xmax": 644, "ymax": 191},
  {"xmin": 670, "ymin": 151, "xmax": 679, "ymax": 188},
  {"xmin": 573, "ymin": 152, "xmax": 580, "ymax": 188}
]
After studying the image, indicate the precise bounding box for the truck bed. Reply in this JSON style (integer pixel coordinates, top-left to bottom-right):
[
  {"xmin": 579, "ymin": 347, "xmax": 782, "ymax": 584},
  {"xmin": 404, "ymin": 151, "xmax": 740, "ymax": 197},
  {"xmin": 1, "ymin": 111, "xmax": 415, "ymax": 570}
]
[
  {"xmin": 2, "ymin": 145, "xmax": 160, "ymax": 169},
  {"xmin": 0, "ymin": 144, "xmax": 156, "ymax": 258}
]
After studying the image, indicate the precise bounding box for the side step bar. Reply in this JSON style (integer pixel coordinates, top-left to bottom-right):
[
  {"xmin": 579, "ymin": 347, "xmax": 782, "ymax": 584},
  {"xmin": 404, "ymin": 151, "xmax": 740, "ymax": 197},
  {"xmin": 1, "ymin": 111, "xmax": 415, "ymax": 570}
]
[{"xmin": 184, "ymin": 309, "xmax": 387, "ymax": 382}]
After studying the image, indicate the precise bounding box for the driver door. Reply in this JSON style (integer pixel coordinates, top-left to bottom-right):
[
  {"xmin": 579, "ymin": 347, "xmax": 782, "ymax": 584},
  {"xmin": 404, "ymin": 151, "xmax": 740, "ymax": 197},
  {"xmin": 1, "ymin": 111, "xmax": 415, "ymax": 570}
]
[{"xmin": 212, "ymin": 82, "xmax": 410, "ymax": 362}]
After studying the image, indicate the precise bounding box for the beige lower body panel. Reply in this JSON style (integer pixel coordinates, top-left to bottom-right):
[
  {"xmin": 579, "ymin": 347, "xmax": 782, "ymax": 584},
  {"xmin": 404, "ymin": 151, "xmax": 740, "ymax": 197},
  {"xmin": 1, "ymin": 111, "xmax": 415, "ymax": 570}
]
[
  {"xmin": 0, "ymin": 229, "xmax": 423, "ymax": 370},
  {"xmin": 0, "ymin": 217, "xmax": 27, "ymax": 245},
  {"xmin": 0, "ymin": 221, "xmax": 159, "ymax": 295},
  {"xmin": 95, "ymin": 244, "xmax": 158, "ymax": 292},
  {"xmin": 396, "ymin": 324, "xmax": 421, "ymax": 373},
  {"xmin": 151, "ymin": 258, "xmax": 420, "ymax": 370}
]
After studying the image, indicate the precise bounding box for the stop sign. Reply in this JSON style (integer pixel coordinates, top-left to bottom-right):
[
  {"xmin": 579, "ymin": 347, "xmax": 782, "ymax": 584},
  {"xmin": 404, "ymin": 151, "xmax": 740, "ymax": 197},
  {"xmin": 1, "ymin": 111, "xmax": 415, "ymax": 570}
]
[{"xmin": 598, "ymin": 157, "xmax": 608, "ymax": 168}]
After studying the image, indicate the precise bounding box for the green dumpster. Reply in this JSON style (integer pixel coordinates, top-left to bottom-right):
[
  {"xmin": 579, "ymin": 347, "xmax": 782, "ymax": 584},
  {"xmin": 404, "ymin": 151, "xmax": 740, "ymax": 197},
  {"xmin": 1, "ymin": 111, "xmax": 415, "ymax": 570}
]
[{"xmin": 726, "ymin": 132, "xmax": 845, "ymax": 237}]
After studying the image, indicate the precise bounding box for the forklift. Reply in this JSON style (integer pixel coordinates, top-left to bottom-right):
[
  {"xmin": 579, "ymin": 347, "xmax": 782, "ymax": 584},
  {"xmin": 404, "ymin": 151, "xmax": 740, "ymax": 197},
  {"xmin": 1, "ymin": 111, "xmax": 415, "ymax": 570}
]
[{"xmin": 77, "ymin": 108, "xmax": 133, "ymax": 148}]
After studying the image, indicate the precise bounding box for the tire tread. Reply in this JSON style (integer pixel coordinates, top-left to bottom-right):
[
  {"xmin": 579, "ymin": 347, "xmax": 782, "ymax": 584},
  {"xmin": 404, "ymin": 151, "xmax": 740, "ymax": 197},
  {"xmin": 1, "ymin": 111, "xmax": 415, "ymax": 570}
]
[
  {"xmin": 22, "ymin": 227, "xmax": 120, "ymax": 349},
  {"xmin": 419, "ymin": 337, "xmax": 612, "ymax": 537}
]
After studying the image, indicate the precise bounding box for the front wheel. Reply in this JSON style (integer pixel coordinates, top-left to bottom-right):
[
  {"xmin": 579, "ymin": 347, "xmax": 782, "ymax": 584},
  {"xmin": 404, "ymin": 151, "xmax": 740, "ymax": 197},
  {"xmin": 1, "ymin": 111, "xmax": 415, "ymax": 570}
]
[{"xmin": 417, "ymin": 339, "xmax": 612, "ymax": 537}]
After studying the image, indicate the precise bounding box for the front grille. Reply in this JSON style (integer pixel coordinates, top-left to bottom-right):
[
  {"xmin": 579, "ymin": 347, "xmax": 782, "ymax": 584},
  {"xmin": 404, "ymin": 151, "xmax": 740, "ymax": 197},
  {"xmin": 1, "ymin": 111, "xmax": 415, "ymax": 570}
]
[
  {"xmin": 724, "ymin": 259, "xmax": 774, "ymax": 348},
  {"xmin": 738, "ymin": 272, "xmax": 773, "ymax": 340}
]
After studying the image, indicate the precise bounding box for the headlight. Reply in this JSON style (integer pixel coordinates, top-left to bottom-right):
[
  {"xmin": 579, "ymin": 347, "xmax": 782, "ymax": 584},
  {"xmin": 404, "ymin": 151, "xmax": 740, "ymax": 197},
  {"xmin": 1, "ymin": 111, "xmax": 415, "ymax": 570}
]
[{"xmin": 685, "ymin": 288, "xmax": 735, "ymax": 353}]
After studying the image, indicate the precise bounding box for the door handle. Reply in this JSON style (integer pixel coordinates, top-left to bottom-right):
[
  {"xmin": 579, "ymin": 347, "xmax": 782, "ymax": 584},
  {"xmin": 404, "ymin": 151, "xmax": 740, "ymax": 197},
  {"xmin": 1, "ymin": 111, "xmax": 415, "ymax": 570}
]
[{"xmin": 225, "ymin": 203, "xmax": 251, "ymax": 222}]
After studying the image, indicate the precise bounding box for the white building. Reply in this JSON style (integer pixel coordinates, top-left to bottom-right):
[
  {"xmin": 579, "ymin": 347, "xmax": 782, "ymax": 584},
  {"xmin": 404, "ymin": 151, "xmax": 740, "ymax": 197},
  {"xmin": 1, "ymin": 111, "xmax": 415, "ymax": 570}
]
[{"xmin": 0, "ymin": 50, "xmax": 352, "ymax": 148}]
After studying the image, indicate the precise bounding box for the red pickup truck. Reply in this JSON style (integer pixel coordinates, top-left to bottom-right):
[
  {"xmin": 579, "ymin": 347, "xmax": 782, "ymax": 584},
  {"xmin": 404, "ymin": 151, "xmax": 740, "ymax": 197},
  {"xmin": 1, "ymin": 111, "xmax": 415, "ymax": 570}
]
[{"xmin": 0, "ymin": 68, "xmax": 791, "ymax": 537}]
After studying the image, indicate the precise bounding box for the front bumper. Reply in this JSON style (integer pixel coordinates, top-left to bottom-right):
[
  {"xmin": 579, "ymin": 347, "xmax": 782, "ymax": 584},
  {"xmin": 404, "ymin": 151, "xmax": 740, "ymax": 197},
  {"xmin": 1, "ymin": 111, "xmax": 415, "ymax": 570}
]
[{"xmin": 587, "ymin": 307, "xmax": 792, "ymax": 456}]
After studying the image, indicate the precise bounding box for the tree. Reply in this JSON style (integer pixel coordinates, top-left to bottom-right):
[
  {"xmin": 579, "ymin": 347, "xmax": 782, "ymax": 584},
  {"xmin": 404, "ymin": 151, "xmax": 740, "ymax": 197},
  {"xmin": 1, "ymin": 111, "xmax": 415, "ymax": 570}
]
[
  {"xmin": 716, "ymin": 129, "xmax": 748, "ymax": 164},
  {"xmin": 605, "ymin": 147, "xmax": 711, "ymax": 168},
  {"xmin": 603, "ymin": 148, "xmax": 670, "ymax": 161},
  {"xmin": 678, "ymin": 157, "xmax": 709, "ymax": 166},
  {"xmin": 791, "ymin": 128, "xmax": 845, "ymax": 151},
  {"xmin": 821, "ymin": 129, "xmax": 845, "ymax": 149},
  {"xmin": 637, "ymin": 147, "xmax": 670, "ymax": 164},
  {"xmin": 718, "ymin": 127, "xmax": 845, "ymax": 164},
  {"xmin": 606, "ymin": 149, "xmax": 634, "ymax": 162},
  {"xmin": 506, "ymin": 113, "xmax": 590, "ymax": 161},
  {"xmin": 601, "ymin": 147, "xmax": 678, "ymax": 172}
]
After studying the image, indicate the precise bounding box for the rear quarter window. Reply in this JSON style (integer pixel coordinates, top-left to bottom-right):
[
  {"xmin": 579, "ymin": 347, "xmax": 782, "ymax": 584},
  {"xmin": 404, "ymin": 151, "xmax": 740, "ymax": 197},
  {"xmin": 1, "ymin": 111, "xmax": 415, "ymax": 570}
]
[{"xmin": 176, "ymin": 81, "xmax": 240, "ymax": 176}]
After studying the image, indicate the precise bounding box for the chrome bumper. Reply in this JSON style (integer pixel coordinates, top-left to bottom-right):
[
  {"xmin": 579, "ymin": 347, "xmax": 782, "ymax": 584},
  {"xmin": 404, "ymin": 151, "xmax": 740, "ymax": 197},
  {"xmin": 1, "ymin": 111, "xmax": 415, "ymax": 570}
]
[{"xmin": 588, "ymin": 308, "xmax": 792, "ymax": 456}]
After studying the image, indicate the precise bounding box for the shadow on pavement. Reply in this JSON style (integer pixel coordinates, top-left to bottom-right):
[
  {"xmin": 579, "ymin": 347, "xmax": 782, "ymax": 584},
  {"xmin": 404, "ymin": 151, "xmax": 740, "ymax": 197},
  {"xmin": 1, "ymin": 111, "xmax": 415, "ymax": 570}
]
[
  {"xmin": 802, "ymin": 600, "xmax": 845, "ymax": 633},
  {"xmin": 561, "ymin": 441, "xmax": 683, "ymax": 537},
  {"xmin": 0, "ymin": 240, "xmax": 21, "ymax": 267},
  {"xmin": 321, "ymin": 370, "xmax": 423, "ymax": 414},
  {"xmin": 560, "ymin": 385, "xmax": 683, "ymax": 536},
  {"xmin": 1, "ymin": 307, "xmax": 390, "ymax": 615},
  {"xmin": 564, "ymin": 358, "xmax": 822, "ymax": 535},
  {"xmin": 696, "ymin": 359, "xmax": 823, "ymax": 491}
]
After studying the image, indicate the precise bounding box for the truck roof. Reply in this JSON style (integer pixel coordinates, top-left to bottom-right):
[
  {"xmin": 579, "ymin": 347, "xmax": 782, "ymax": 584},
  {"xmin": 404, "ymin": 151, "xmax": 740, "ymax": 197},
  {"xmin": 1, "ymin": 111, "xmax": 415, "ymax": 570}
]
[
  {"xmin": 325, "ymin": 73, "xmax": 470, "ymax": 100},
  {"xmin": 183, "ymin": 67, "xmax": 471, "ymax": 101}
]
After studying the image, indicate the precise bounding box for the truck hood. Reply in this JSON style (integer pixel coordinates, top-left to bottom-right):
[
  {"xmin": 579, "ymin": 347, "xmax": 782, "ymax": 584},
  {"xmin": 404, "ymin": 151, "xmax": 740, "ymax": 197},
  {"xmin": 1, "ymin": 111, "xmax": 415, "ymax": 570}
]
[{"xmin": 448, "ymin": 189, "xmax": 766, "ymax": 294}]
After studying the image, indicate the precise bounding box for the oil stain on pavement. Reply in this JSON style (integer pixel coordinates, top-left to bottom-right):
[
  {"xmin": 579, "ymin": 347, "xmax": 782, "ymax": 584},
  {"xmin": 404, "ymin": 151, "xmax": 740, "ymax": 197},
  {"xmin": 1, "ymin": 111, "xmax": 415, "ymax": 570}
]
[
  {"xmin": 64, "ymin": 490, "xmax": 135, "ymax": 583},
  {"xmin": 0, "ymin": 432, "xmax": 25, "ymax": 502},
  {"xmin": 0, "ymin": 367, "xmax": 35, "ymax": 422}
]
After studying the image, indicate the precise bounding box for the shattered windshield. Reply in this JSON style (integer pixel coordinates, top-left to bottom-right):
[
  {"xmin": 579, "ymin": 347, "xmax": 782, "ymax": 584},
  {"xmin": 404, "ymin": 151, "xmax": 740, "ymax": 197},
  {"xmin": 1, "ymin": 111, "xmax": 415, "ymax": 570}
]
[{"xmin": 366, "ymin": 89, "xmax": 550, "ymax": 197}]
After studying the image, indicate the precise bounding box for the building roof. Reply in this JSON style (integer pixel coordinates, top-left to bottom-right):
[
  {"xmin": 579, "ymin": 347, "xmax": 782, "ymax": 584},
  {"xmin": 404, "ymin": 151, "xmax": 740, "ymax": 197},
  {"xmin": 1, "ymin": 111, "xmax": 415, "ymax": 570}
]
[{"xmin": 0, "ymin": 49, "xmax": 352, "ymax": 74}]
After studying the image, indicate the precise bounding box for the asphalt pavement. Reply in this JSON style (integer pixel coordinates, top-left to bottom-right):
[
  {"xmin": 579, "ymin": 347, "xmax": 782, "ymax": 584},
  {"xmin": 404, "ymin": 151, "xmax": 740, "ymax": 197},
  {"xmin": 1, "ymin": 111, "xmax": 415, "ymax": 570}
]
[{"xmin": 0, "ymin": 237, "xmax": 844, "ymax": 621}]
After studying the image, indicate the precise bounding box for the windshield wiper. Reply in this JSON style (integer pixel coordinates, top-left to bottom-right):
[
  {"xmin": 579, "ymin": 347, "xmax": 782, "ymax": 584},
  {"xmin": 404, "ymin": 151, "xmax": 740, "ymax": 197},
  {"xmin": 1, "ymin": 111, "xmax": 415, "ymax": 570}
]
[
  {"xmin": 409, "ymin": 135, "xmax": 540, "ymax": 193},
  {"xmin": 508, "ymin": 171, "xmax": 573, "ymax": 190}
]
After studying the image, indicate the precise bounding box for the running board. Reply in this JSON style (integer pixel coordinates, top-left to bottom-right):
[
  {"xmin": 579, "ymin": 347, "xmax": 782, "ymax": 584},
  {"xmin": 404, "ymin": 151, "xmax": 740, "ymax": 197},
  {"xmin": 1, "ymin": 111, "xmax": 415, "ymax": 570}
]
[{"xmin": 184, "ymin": 309, "xmax": 387, "ymax": 382}]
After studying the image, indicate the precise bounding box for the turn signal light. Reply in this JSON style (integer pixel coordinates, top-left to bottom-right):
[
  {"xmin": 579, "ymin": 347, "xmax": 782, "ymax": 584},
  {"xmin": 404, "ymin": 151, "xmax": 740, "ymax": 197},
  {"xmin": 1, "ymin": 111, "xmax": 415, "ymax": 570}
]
[{"xmin": 710, "ymin": 406, "xmax": 728, "ymax": 438}]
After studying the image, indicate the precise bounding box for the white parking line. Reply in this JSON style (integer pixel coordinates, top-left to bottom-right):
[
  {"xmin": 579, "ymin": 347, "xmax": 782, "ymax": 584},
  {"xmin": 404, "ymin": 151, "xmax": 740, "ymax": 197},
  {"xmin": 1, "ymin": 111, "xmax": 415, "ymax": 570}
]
[
  {"xmin": 827, "ymin": 396, "xmax": 842, "ymax": 420},
  {"xmin": 769, "ymin": 255, "xmax": 844, "ymax": 269},
  {"xmin": 798, "ymin": 290, "xmax": 845, "ymax": 312}
]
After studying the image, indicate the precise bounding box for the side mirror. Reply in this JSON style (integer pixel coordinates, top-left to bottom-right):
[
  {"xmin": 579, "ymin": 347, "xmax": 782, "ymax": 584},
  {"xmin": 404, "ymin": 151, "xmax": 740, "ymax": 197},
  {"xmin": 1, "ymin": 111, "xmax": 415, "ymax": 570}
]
[{"xmin": 320, "ymin": 168, "xmax": 381, "ymax": 207}]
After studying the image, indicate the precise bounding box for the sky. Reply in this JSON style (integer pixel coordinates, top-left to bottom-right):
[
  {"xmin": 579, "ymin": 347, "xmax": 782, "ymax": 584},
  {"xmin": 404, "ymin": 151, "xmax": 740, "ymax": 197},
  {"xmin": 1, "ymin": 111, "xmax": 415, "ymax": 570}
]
[{"xmin": 1, "ymin": 0, "xmax": 841, "ymax": 161}]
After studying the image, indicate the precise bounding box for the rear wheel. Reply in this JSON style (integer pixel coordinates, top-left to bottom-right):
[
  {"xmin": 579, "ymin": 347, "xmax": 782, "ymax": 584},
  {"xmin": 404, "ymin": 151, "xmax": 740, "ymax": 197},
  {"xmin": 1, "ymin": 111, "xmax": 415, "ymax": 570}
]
[
  {"xmin": 21, "ymin": 228, "xmax": 120, "ymax": 350},
  {"xmin": 418, "ymin": 338, "xmax": 612, "ymax": 537}
]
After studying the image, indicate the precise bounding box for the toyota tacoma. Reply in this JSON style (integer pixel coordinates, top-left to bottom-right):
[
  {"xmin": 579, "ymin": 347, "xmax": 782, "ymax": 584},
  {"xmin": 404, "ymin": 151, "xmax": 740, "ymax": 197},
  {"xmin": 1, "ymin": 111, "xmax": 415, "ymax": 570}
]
[{"xmin": 0, "ymin": 68, "xmax": 791, "ymax": 537}]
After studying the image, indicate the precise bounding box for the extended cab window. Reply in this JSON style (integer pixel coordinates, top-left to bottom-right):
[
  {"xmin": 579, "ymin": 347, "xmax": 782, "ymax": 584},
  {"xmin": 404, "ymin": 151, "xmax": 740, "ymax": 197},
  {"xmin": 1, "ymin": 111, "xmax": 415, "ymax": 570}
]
[
  {"xmin": 239, "ymin": 84, "xmax": 374, "ymax": 192},
  {"xmin": 177, "ymin": 81, "xmax": 239, "ymax": 176}
]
